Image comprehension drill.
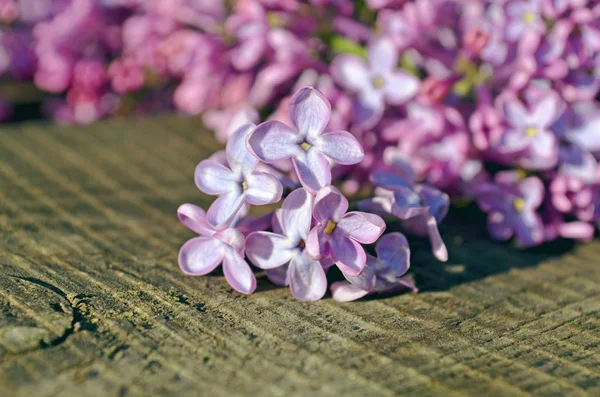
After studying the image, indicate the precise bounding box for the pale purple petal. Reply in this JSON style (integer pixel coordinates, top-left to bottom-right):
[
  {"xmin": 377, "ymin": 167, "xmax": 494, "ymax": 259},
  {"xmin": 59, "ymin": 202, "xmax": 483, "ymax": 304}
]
[
  {"xmin": 370, "ymin": 171, "xmax": 413, "ymax": 191},
  {"xmin": 266, "ymin": 265, "xmax": 289, "ymax": 286},
  {"xmin": 383, "ymin": 71, "xmax": 420, "ymax": 105},
  {"xmin": 416, "ymin": 185, "xmax": 450, "ymax": 222},
  {"xmin": 247, "ymin": 120, "xmax": 301, "ymax": 163},
  {"xmin": 226, "ymin": 123, "xmax": 258, "ymax": 176},
  {"xmin": 391, "ymin": 187, "xmax": 429, "ymax": 219},
  {"xmin": 519, "ymin": 176, "xmax": 544, "ymax": 209},
  {"xmin": 177, "ymin": 204, "xmax": 215, "ymax": 236},
  {"xmin": 231, "ymin": 38, "xmax": 265, "ymax": 71},
  {"xmin": 289, "ymin": 87, "xmax": 331, "ymax": 141},
  {"xmin": 194, "ymin": 160, "xmax": 238, "ymax": 195},
  {"xmin": 424, "ymin": 213, "xmax": 448, "ymax": 262},
  {"xmin": 305, "ymin": 226, "xmax": 323, "ymax": 259},
  {"xmin": 178, "ymin": 237, "xmax": 225, "ymax": 275},
  {"xmin": 206, "ymin": 190, "xmax": 245, "ymax": 228},
  {"xmin": 514, "ymin": 210, "xmax": 545, "ymax": 247},
  {"xmin": 532, "ymin": 96, "xmax": 559, "ymax": 129},
  {"xmin": 214, "ymin": 227, "xmax": 245, "ymax": 254},
  {"xmin": 280, "ymin": 188, "xmax": 314, "ymax": 243},
  {"xmin": 354, "ymin": 88, "xmax": 385, "ymax": 128},
  {"xmin": 292, "ymin": 150, "xmax": 332, "ymax": 193},
  {"xmin": 368, "ymin": 37, "xmax": 398, "ymax": 74},
  {"xmin": 330, "ymin": 54, "xmax": 372, "ymax": 93},
  {"xmin": 503, "ymin": 100, "xmax": 529, "ymax": 128},
  {"xmin": 330, "ymin": 281, "xmax": 369, "ymax": 302},
  {"xmin": 289, "ymin": 250, "xmax": 327, "ymax": 301},
  {"xmin": 330, "ymin": 235, "xmax": 366, "ymax": 276},
  {"xmin": 375, "ymin": 232, "xmax": 410, "ymax": 277},
  {"xmin": 487, "ymin": 212, "xmax": 514, "ymax": 241},
  {"xmin": 244, "ymin": 172, "xmax": 283, "ymax": 205},
  {"xmin": 337, "ymin": 212, "xmax": 386, "ymax": 244},
  {"xmin": 313, "ymin": 185, "xmax": 348, "ymax": 223},
  {"xmin": 222, "ymin": 248, "xmax": 256, "ymax": 294},
  {"xmin": 245, "ymin": 231, "xmax": 297, "ymax": 269},
  {"xmin": 314, "ymin": 131, "xmax": 365, "ymax": 165}
]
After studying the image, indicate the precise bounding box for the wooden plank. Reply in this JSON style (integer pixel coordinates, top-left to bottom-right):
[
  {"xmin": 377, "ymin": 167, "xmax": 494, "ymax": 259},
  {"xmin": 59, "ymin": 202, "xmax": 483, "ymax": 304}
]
[{"xmin": 0, "ymin": 116, "xmax": 599, "ymax": 397}]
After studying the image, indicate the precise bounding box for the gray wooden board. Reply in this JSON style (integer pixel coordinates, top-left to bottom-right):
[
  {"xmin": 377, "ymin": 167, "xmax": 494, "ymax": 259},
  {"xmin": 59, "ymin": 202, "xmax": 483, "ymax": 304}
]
[{"xmin": 0, "ymin": 116, "xmax": 599, "ymax": 396}]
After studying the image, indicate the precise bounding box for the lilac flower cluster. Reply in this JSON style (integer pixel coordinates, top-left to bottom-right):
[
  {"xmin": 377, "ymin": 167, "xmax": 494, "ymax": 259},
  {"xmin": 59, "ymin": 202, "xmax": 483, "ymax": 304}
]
[
  {"xmin": 179, "ymin": 87, "xmax": 444, "ymax": 300},
  {"xmin": 2, "ymin": 0, "xmax": 600, "ymax": 248}
]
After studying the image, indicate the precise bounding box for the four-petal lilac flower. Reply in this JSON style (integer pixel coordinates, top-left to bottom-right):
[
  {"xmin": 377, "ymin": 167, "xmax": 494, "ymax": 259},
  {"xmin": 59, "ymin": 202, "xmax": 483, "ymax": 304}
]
[
  {"xmin": 247, "ymin": 87, "xmax": 365, "ymax": 193},
  {"xmin": 331, "ymin": 37, "xmax": 420, "ymax": 127},
  {"xmin": 306, "ymin": 186, "xmax": 386, "ymax": 276},
  {"xmin": 246, "ymin": 188, "xmax": 328, "ymax": 301},
  {"xmin": 475, "ymin": 171, "xmax": 545, "ymax": 247},
  {"xmin": 330, "ymin": 232, "xmax": 417, "ymax": 302},
  {"xmin": 195, "ymin": 123, "xmax": 283, "ymax": 228},
  {"xmin": 177, "ymin": 204, "xmax": 256, "ymax": 295}
]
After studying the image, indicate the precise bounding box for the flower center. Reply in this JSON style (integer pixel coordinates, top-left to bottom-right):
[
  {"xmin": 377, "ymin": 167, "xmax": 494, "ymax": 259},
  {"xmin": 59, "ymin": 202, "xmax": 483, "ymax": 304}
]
[
  {"xmin": 513, "ymin": 197, "xmax": 525, "ymax": 212},
  {"xmin": 300, "ymin": 141, "xmax": 312, "ymax": 151},
  {"xmin": 373, "ymin": 75, "xmax": 385, "ymax": 89},
  {"xmin": 242, "ymin": 180, "xmax": 248, "ymax": 190},
  {"xmin": 525, "ymin": 126, "xmax": 537, "ymax": 137},
  {"xmin": 299, "ymin": 239, "xmax": 305, "ymax": 248},
  {"xmin": 323, "ymin": 220, "xmax": 337, "ymax": 234},
  {"xmin": 522, "ymin": 11, "xmax": 536, "ymax": 24}
]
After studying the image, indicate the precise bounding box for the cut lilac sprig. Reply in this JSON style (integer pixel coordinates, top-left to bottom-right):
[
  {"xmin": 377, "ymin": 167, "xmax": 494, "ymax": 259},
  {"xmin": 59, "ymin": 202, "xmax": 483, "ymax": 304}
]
[
  {"xmin": 330, "ymin": 232, "xmax": 417, "ymax": 302},
  {"xmin": 247, "ymin": 87, "xmax": 365, "ymax": 194},
  {"xmin": 177, "ymin": 204, "xmax": 256, "ymax": 295},
  {"xmin": 246, "ymin": 188, "xmax": 327, "ymax": 301},
  {"xmin": 195, "ymin": 123, "xmax": 283, "ymax": 228},
  {"xmin": 306, "ymin": 185, "xmax": 386, "ymax": 276}
]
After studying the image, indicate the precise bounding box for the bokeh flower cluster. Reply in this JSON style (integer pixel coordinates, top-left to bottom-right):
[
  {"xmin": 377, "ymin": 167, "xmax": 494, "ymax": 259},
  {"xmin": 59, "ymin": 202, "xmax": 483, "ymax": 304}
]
[{"xmin": 2, "ymin": 0, "xmax": 600, "ymax": 253}]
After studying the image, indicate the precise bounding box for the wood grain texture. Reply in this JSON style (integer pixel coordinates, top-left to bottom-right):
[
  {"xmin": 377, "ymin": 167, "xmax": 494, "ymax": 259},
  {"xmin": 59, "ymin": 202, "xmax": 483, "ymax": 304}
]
[{"xmin": 1, "ymin": 116, "xmax": 599, "ymax": 397}]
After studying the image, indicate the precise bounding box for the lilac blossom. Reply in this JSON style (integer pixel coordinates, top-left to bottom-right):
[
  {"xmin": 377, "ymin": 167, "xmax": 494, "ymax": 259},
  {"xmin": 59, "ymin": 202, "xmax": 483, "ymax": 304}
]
[
  {"xmin": 306, "ymin": 186, "xmax": 386, "ymax": 276},
  {"xmin": 246, "ymin": 188, "xmax": 328, "ymax": 301},
  {"xmin": 195, "ymin": 123, "xmax": 283, "ymax": 228},
  {"xmin": 330, "ymin": 233, "xmax": 417, "ymax": 302},
  {"xmin": 247, "ymin": 87, "xmax": 364, "ymax": 193},
  {"xmin": 475, "ymin": 172, "xmax": 545, "ymax": 247},
  {"xmin": 331, "ymin": 37, "xmax": 420, "ymax": 127},
  {"xmin": 177, "ymin": 204, "xmax": 256, "ymax": 295}
]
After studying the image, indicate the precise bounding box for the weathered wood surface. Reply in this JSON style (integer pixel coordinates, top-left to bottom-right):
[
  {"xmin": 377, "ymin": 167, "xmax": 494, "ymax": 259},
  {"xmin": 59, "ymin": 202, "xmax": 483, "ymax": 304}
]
[{"xmin": 1, "ymin": 116, "xmax": 599, "ymax": 397}]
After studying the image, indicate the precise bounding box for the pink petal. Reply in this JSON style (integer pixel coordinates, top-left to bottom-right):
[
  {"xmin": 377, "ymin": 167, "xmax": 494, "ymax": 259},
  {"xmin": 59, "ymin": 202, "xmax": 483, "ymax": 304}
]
[
  {"xmin": 289, "ymin": 250, "xmax": 327, "ymax": 301},
  {"xmin": 177, "ymin": 204, "xmax": 215, "ymax": 236},
  {"xmin": 289, "ymin": 87, "xmax": 331, "ymax": 142},
  {"xmin": 231, "ymin": 38, "xmax": 265, "ymax": 71},
  {"xmin": 280, "ymin": 188, "xmax": 314, "ymax": 242},
  {"xmin": 337, "ymin": 212, "xmax": 386, "ymax": 244},
  {"xmin": 314, "ymin": 131, "xmax": 365, "ymax": 165},
  {"xmin": 331, "ymin": 235, "xmax": 366, "ymax": 276},
  {"xmin": 368, "ymin": 37, "xmax": 398, "ymax": 75},
  {"xmin": 247, "ymin": 120, "xmax": 301, "ymax": 163},
  {"xmin": 194, "ymin": 160, "xmax": 238, "ymax": 195},
  {"xmin": 178, "ymin": 237, "xmax": 225, "ymax": 275},
  {"xmin": 222, "ymin": 248, "xmax": 256, "ymax": 294},
  {"xmin": 330, "ymin": 281, "xmax": 369, "ymax": 302},
  {"xmin": 383, "ymin": 71, "xmax": 420, "ymax": 105},
  {"xmin": 206, "ymin": 191, "xmax": 245, "ymax": 228},
  {"xmin": 313, "ymin": 185, "xmax": 348, "ymax": 223},
  {"xmin": 330, "ymin": 54, "xmax": 371, "ymax": 93},
  {"xmin": 226, "ymin": 123, "xmax": 258, "ymax": 176},
  {"xmin": 292, "ymin": 150, "xmax": 332, "ymax": 194},
  {"xmin": 244, "ymin": 172, "xmax": 283, "ymax": 205},
  {"xmin": 245, "ymin": 232, "xmax": 297, "ymax": 269}
]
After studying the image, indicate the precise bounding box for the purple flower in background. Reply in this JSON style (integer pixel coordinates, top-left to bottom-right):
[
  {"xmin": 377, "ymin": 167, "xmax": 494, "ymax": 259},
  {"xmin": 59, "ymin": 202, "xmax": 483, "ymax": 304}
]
[
  {"xmin": 331, "ymin": 37, "xmax": 420, "ymax": 127},
  {"xmin": 330, "ymin": 232, "xmax": 417, "ymax": 302},
  {"xmin": 306, "ymin": 186, "xmax": 386, "ymax": 276},
  {"xmin": 248, "ymin": 87, "xmax": 364, "ymax": 193},
  {"xmin": 177, "ymin": 204, "xmax": 256, "ymax": 295},
  {"xmin": 500, "ymin": 95, "xmax": 560, "ymax": 170},
  {"xmin": 246, "ymin": 188, "xmax": 328, "ymax": 301},
  {"xmin": 505, "ymin": 0, "xmax": 545, "ymax": 53},
  {"xmin": 195, "ymin": 123, "xmax": 283, "ymax": 228},
  {"xmin": 476, "ymin": 171, "xmax": 545, "ymax": 247},
  {"xmin": 360, "ymin": 153, "xmax": 449, "ymax": 262}
]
